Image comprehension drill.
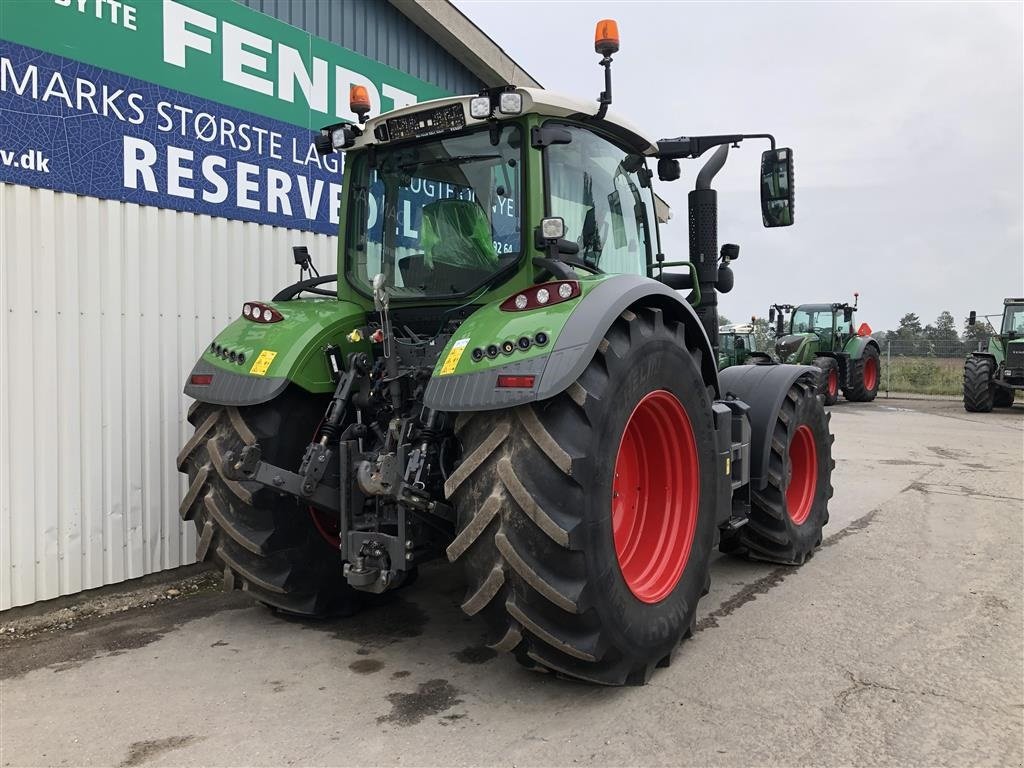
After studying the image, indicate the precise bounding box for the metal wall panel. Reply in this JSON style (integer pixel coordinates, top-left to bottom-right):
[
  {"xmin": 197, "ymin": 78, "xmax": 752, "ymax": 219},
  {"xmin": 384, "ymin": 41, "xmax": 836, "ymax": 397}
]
[
  {"xmin": 237, "ymin": 0, "xmax": 484, "ymax": 95},
  {"xmin": 0, "ymin": 184, "xmax": 337, "ymax": 609}
]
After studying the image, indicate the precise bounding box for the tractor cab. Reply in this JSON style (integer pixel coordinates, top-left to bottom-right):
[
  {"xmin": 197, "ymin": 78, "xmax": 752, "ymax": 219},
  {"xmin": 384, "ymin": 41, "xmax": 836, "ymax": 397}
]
[{"xmin": 718, "ymin": 322, "xmax": 758, "ymax": 369}]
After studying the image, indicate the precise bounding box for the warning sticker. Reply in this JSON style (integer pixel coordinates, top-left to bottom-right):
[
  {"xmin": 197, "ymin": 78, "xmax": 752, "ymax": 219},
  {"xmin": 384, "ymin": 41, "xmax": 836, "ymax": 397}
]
[
  {"xmin": 250, "ymin": 350, "xmax": 278, "ymax": 376},
  {"xmin": 439, "ymin": 338, "xmax": 470, "ymax": 376}
]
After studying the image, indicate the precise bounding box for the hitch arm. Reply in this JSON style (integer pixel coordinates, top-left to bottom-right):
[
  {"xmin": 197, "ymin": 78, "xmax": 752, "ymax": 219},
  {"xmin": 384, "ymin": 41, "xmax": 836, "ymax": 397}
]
[{"xmin": 227, "ymin": 444, "xmax": 340, "ymax": 513}]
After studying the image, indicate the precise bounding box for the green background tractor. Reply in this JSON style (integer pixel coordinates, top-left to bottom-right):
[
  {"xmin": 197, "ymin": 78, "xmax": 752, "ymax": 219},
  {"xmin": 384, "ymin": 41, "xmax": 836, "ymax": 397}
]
[
  {"xmin": 963, "ymin": 298, "xmax": 1024, "ymax": 411},
  {"xmin": 718, "ymin": 322, "xmax": 762, "ymax": 369},
  {"xmin": 769, "ymin": 298, "xmax": 880, "ymax": 405},
  {"xmin": 177, "ymin": 23, "xmax": 835, "ymax": 685}
]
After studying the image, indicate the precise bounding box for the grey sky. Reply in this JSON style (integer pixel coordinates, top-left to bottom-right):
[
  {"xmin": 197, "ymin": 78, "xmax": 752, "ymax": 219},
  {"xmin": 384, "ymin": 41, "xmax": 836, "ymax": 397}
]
[{"xmin": 455, "ymin": 1, "xmax": 1023, "ymax": 332}]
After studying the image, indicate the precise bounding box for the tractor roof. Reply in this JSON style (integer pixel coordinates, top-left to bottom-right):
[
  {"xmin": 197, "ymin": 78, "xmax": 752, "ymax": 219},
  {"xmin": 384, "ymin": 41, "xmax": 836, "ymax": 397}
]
[
  {"xmin": 1004, "ymin": 298, "xmax": 1024, "ymax": 305},
  {"xmin": 351, "ymin": 87, "xmax": 660, "ymax": 156},
  {"xmin": 794, "ymin": 303, "xmax": 838, "ymax": 312},
  {"xmin": 721, "ymin": 323, "xmax": 755, "ymax": 333}
]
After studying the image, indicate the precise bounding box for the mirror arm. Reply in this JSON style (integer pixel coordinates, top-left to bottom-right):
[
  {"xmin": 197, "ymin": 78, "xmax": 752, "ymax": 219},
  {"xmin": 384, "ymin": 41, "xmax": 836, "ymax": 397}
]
[{"xmin": 656, "ymin": 133, "xmax": 777, "ymax": 160}]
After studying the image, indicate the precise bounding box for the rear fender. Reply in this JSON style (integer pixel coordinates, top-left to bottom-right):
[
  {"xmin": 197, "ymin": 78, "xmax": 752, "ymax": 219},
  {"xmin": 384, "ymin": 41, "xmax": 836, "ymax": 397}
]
[
  {"xmin": 422, "ymin": 274, "xmax": 717, "ymax": 412},
  {"xmin": 843, "ymin": 335, "xmax": 880, "ymax": 360},
  {"xmin": 718, "ymin": 363, "xmax": 819, "ymax": 491},
  {"xmin": 184, "ymin": 299, "xmax": 369, "ymax": 406}
]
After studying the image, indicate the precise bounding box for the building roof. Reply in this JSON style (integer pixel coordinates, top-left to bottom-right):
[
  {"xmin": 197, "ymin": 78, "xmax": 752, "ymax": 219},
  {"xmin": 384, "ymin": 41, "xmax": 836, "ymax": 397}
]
[{"xmin": 389, "ymin": 0, "xmax": 542, "ymax": 89}]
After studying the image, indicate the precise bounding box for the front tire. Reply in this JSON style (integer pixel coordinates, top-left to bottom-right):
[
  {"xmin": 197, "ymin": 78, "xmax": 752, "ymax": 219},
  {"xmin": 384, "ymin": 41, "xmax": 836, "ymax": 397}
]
[
  {"xmin": 963, "ymin": 357, "xmax": 994, "ymax": 412},
  {"xmin": 843, "ymin": 345, "xmax": 880, "ymax": 402},
  {"xmin": 446, "ymin": 308, "xmax": 718, "ymax": 685},
  {"xmin": 993, "ymin": 386, "xmax": 1015, "ymax": 408},
  {"xmin": 721, "ymin": 379, "xmax": 834, "ymax": 564},
  {"xmin": 177, "ymin": 391, "xmax": 362, "ymax": 616}
]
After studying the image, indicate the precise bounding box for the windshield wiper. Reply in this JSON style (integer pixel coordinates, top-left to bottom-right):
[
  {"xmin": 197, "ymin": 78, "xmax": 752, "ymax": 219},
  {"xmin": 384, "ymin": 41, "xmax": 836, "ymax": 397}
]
[{"xmin": 400, "ymin": 154, "xmax": 502, "ymax": 169}]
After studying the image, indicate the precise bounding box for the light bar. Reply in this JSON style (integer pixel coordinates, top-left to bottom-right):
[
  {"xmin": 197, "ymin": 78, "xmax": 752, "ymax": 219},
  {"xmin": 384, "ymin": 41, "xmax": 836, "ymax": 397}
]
[
  {"xmin": 500, "ymin": 281, "xmax": 581, "ymax": 312},
  {"xmin": 242, "ymin": 302, "xmax": 284, "ymax": 324}
]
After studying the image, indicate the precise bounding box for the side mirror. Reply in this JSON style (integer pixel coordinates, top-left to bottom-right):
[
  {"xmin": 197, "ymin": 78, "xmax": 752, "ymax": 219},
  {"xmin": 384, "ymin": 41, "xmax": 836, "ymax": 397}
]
[
  {"xmin": 843, "ymin": 308, "xmax": 853, "ymax": 323},
  {"xmin": 761, "ymin": 148, "xmax": 795, "ymax": 228},
  {"xmin": 968, "ymin": 310, "xmax": 977, "ymax": 326},
  {"xmin": 769, "ymin": 307, "xmax": 776, "ymax": 323}
]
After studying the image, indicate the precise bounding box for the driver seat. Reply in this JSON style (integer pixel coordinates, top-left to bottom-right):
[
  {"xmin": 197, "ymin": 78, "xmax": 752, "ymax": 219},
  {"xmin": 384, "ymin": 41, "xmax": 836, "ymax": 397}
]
[{"xmin": 400, "ymin": 199, "xmax": 497, "ymax": 293}]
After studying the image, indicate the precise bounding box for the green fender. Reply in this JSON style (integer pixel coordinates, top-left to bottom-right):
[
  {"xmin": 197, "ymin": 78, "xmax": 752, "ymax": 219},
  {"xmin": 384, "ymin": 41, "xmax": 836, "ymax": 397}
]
[
  {"xmin": 183, "ymin": 298, "xmax": 369, "ymax": 406},
  {"xmin": 843, "ymin": 335, "xmax": 880, "ymax": 359},
  {"xmin": 422, "ymin": 273, "xmax": 717, "ymax": 412}
]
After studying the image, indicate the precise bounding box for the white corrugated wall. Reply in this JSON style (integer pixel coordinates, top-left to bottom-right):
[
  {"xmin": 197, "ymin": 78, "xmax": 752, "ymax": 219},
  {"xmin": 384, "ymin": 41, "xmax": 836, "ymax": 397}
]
[{"xmin": 0, "ymin": 184, "xmax": 337, "ymax": 609}]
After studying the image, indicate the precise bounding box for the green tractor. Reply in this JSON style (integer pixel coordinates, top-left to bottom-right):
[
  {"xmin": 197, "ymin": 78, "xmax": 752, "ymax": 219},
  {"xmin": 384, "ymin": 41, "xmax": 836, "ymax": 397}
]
[
  {"xmin": 769, "ymin": 296, "xmax": 880, "ymax": 405},
  {"xmin": 178, "ymin": 22, "xmax": 835, "ymax": 685},
  {"xmin": 963, "ymin": 299, "xmax": 1024, "ymax": 411},
  {"xmin": 718, "ymin": 322, "xmax": 763, "ymax": 369}
]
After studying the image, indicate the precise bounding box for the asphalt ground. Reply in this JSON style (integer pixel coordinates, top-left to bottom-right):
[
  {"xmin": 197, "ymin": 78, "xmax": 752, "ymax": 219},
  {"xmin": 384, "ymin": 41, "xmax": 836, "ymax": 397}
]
[{"xmin": 2, "ymin": 398, "xmax": 1022, "ymax": 767}]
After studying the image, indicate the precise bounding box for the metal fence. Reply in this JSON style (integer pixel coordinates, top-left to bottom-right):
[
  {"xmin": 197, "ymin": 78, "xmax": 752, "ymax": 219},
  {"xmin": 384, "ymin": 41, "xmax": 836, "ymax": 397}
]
[{"xmin": 880, "ymin": 339, "xmax": 970, "ymax": 400}]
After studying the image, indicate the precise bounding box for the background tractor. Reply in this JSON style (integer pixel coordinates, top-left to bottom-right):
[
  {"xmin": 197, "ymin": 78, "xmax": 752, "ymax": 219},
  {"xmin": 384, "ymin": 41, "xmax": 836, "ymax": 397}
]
[
  {"xmin": 718, "ymin": 321, "xmax": 764, "ymax": 369},
  {"xmin": 177, "ymin": 21, "xmax": 835, "ymax": 685},
  {"xmin": 963, "ymin": 298, "xmax": 1024, "ymax": 411},
  {"xmin": 769, "ymin": 297, "xmax": 879, "ymax": 405}
]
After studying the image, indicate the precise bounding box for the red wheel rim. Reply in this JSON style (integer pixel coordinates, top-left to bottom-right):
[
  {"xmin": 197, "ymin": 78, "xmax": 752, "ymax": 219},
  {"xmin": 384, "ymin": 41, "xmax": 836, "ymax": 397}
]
[
  {"xmin": 827, "ymin": 367, "xmax": 838, "ymax": 397},
  {"xmin": 863, "ymin": 356, "xmax": 878, "ymax": 391},
  {"xmin": 786, "ymin": 425, "xmax": 818, "ymax": 525},
  {"xmin": 612, "ymin": 390, "xmax": 700, "ymax": 604}
]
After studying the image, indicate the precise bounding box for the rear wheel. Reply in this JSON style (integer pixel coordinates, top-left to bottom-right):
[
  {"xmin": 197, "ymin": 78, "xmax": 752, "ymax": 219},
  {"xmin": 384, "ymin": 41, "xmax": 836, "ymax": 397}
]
[
  {"xmin": 963, "ymin": 357, "xmax": 994, "ymax": 412},
  {"xmin": 813, "ymin": 356, "xmax": 840, "ymax": 406},
  {"xmin": 446, "ymin": 307, "xmax": 718, "ymax": 685},
  {"xmin": 721, "ymin": 379, "xmax": 834, "ymax": 564},
  {"xmin": 177, "ymin": 390, "xmax": 362, "ymax": 616},
  {"xmin": 843, "ymin": 345, "xmax": 880, "ymax": 402}
]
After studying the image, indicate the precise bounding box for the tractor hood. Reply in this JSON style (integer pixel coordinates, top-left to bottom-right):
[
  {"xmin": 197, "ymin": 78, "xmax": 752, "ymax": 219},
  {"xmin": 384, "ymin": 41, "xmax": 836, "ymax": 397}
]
[{"xmin": 775, "ymin": 334, "xmax": 811, "ymax": 363}]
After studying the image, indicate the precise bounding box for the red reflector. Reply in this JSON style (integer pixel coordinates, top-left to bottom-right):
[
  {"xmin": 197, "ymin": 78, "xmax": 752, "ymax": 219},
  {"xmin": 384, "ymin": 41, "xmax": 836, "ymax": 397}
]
[
  {"xmin": 496, "ymin": 375, "xmax": 536, "ymax": 389},
  {"xmin": 190, "ymin": 374, "xmax": 213, "ymax": 386}
]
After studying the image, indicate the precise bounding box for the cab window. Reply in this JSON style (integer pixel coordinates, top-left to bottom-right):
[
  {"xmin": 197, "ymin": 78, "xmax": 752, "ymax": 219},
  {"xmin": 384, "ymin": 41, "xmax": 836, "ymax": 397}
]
[{"xmin": 543, "ymin": 125, "xmax": 656, "ymax": 276}]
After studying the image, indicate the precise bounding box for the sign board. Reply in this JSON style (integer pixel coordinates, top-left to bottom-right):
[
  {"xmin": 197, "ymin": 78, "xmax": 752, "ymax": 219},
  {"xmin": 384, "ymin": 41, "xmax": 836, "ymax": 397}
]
[{"xmin": 0, "ymin": 0, "xmax": 450, "ymax": 235}]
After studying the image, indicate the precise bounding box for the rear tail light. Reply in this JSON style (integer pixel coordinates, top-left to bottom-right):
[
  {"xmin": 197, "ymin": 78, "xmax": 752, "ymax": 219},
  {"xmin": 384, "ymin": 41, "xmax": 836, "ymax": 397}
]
[
  {"xmin": 500, "ymin": 281, "xmax": 580, "ymax": 312},
  {"xmin": 496, "ymin": 374, "xmax": 536, "ymax": 389},
  {"xmin": 243, "ymin": 302, "xmax": 283, "ymax": 323},
  {"xmin": 190, "ymin": 374, "xmax": 213, "ymax": 386}
]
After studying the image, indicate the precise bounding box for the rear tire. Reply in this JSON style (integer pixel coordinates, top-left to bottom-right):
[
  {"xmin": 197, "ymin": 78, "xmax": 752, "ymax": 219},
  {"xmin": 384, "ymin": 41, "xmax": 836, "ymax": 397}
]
[
  {"xmin": 177, "ymin": 391, "xmax": 362, "ymax": 616},
  {"xmin": 813, "ymin": 356, "xmax": 840, "ymax": 406},
  {"xmin": 993, "ymin": 386, "xmax": 1015, "ymax": 408},
  {"xmin": 843, "ymin": 345, "xmax": 880, "ymax": 402},
  {"xmin": 446, "ymin": 308, "xmax": 718, "ymax": 685},
  {"xmin": 721, "ymin": 380, "xmax": 834, "ymax": 564},
  {"xmin": 963, "ymin": 357, "xmax": 994, "ymax": 412}
]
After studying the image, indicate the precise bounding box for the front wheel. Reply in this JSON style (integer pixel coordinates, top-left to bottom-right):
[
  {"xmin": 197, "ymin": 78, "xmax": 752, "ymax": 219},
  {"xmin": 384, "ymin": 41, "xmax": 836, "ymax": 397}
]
[
  {"xmin": 446, "ymin": 307, "xmax": 719, "ymax": 685},
  {"xmin": 721, "ymin": 379, "xmax": 834, "ymax": 564},
  {"xmin": 993, "ymin": 386, "xmax": 1015, "ymax": 409},
  {"xmin": 963, "ymin": 357, "xmax": 994, "ymax": 412}
]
